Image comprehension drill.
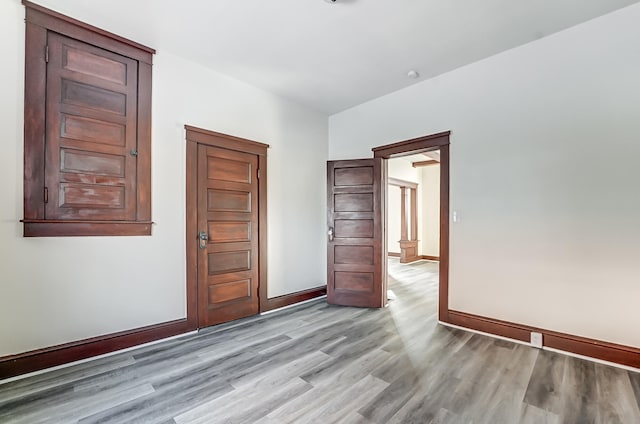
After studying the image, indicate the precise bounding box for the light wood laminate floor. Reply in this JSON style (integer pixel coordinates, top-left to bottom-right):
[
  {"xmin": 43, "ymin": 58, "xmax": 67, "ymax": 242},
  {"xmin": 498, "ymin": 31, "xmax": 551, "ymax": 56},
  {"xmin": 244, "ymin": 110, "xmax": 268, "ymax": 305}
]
[{"xmin": 1, "ymin": 258, "xmax": 640, "ymax": 423}]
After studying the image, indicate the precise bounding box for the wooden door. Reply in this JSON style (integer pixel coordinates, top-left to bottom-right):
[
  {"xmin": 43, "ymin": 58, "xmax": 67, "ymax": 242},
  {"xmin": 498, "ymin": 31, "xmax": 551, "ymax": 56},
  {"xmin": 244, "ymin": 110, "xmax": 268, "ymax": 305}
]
[
  {"xmin": 327, "ymin": 159, "xmax": 386, "ymax": 308},
  {"xmin": 45, "ymin": 32, "xmax": 139, "ymax": 220},
  {"xmin": 197, "ymin": 145, "xmax": 260, "ymax": 327}
]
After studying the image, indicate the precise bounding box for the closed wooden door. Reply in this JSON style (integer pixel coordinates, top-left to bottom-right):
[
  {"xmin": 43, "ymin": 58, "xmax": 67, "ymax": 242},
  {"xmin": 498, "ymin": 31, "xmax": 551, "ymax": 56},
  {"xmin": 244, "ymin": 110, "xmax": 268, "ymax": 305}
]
[
  {"xmin": 327, "ymin": 159, "xmax": 386, "ymax": 308},
  {"xmin": 197, "ymin": 145, "xmax": 260, "ymax": 327},
  {"xmin": 45, "ymin": 32, "xmax": 139, "ymax": 220}
]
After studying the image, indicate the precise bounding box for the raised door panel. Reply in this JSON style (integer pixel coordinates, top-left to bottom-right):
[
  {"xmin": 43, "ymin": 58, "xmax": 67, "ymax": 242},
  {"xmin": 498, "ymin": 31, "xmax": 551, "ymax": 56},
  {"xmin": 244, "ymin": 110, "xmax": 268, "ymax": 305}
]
[
  {"xmin": 198, "ymin": 145, "xmax": 259, "ymax": 327},
  {"xmin": 334, "ymin": 246, "xmax": 374, "ymax": 265},
  {"xmin": 59, "ymin": 184, "xmax": 125, "ymax": 209},
  {"xmin": 61, "ymin": 115, "xmax": 126, "ymax": 147},
  {"xmin": 60, "ymin": 149, "xmax": 125, "ymax": 176},
  {"xmin": 334, "ymin": 167, "xmax": 374, "ymax": 186},
  {"xmin": 208, "ymin": 222, "xmax": 251, "ymax": 243},
  {"xmin": 327, "ymin": 159, "xmax": 386, "ymax": 308},
  {"xmin": 334, "ymin": 193, "xmax": 374, "ymax": 212},
  {"xmin": 208, "ymin": 280, "xmax": 251, "ymax": 305},
  {"xmin": 208, "ymin": 251, "xmax": 251, "ymax": 274},
  {"xmin": 61, "ymin": 80, "xmax": 127, "ymax": 115},
  {"xmin": 334, "ymin": 219, "xmax": 374, "ymax": 238},
  {"xmin": 62, "ymin": 45, "xmax": 128, "ymax": 84},
  {"xmin": 45, "ymin": 32, "xmax": 138, "ymax": 220},
  {"xmin": 334, "ymin": 272, "xmax": 374, "ymax": 292},
  {"xmin": 208, "ymin": 190, "xmax": 251, "ymax": 212},
  {"xmin": 208, "ymin": 157, "xmax": 251, "ymax": 184}
]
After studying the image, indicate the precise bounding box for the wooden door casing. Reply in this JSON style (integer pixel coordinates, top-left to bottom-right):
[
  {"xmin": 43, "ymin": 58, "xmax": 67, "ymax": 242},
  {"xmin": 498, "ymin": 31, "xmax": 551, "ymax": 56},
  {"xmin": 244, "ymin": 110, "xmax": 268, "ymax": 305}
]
[
  {"xmin": 197, "ymin": 145, "xmax": 260, "ymax": 327},
  {"xmin": 22, "ymin": 2, "xmax": 154, "ymax": 237},
  {"xmin": 327, "ymin": 159, "xmax": 387, "ymax": 308},
  {"xmin": 372, "ymin": 131, "xmax": 450, "ymax": 321}
]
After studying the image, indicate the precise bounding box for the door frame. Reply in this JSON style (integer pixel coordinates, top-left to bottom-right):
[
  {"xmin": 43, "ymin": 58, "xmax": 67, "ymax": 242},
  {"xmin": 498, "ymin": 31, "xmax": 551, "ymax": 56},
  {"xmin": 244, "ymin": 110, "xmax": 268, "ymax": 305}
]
[
  {"xmin": 372, "ymin": 131, "xmax": 450, "ymax": 322},
  {"xmin": 185, "ymin": 125, "xmax": 269, "ymax": 329}
]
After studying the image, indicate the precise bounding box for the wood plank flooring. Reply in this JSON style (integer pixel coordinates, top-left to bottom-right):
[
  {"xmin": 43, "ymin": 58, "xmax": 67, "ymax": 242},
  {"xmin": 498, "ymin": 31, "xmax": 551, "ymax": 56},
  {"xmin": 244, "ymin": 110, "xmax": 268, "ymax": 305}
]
[{"xmin": 1, "ymin": 258, "xmax": 639, "ymax": 423}]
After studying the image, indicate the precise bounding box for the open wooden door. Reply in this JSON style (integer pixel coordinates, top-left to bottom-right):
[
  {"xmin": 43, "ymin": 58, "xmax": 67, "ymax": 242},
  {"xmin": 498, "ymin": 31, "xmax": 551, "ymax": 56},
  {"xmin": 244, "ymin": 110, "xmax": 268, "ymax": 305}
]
[{"xmin": 327, "ymin": 159, "xmax": 387, "ymax": 307}]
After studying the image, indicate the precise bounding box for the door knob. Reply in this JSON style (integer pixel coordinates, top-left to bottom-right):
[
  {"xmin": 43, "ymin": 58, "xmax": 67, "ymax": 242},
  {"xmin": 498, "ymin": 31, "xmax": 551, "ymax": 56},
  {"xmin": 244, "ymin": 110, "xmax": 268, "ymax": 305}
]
[
  {"xmin": 328, "ymin": 227, "xmax": 334, "ymax": 242},
  {"xmin": 199, "ymin": 231, "xmax": 208, "ymax": 249}
]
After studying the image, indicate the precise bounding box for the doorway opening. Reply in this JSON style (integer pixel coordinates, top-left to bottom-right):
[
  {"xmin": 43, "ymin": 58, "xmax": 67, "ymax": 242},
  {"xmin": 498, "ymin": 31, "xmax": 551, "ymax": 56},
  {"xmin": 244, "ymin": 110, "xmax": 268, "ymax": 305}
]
[
  {"xmin": 387, "ymin": 152, "xmax": 440, "ymax": 263},
  {"xmin": 386, "ymin": 151, "xmax": 441, "ymax": 309},
  {"xmin": 373, "ymin": 132, "xmax": 450, "ymax": 322}
]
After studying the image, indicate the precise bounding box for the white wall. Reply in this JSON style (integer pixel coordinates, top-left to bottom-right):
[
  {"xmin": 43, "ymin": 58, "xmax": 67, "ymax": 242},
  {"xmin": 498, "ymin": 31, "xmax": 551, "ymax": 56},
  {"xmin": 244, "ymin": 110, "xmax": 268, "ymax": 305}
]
[
  {"xmin": 421, "ymin": 164, "xmax": 440, "ymax": 257},
  {"xmin": 387, "ymin": 158, "xmax": 422, "ymax": 254},
  {"xmin": 330, "ymin": 4, "xmax": 640, "ymax": 348},
  {"xmin": 0, "ymin": 1, "xmax": 327, "ymax": 356},
  {"xmin": 388, "ymin": 158, "xmax": 421, "ymax": 184},
  {"xmin": 387, "ymin": 185, "xmax": 401, "ymax": 253}
]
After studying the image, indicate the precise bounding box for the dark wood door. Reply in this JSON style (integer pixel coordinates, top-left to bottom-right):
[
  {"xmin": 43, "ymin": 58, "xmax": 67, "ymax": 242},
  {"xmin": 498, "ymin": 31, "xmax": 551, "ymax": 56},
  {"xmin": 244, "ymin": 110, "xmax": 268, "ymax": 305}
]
[
  {"xmin": 45, "ymin": 32, "xmax": 139, "ymax": 220},
  {"xmin": 327, "ymin": 159, "xmax": 386, "ymax": 308},
  {"xmin": 197, "ymin": 145, "xmax": 260, "ymax": 327}
]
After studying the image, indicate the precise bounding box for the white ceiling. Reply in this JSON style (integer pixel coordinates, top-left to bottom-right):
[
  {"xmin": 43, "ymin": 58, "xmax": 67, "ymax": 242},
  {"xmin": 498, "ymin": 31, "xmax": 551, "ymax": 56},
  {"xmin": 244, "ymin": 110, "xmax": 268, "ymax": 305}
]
[
  {"xmin": 33, "ymin": 0, "xmax": 640, "ymax": 114},
  {"xmin": 394, "ymin": 153, "xmax": 439, "ymax": 165}
]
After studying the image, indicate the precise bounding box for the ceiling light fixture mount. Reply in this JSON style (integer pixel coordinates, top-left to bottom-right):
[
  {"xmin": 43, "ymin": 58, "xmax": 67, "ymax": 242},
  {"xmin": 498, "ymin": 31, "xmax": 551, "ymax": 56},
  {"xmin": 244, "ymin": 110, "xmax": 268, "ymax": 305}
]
[{"xmin": 407, "ymin": 70, "xmax": 420, "ymax": 79}]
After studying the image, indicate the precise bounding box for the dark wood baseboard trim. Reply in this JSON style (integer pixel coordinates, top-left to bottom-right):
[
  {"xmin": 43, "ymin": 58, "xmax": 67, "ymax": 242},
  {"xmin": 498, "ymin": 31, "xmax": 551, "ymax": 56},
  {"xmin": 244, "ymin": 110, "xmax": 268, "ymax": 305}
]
[
  {"xmin": 262, "ymin": 286, "xmax": 327, "ymax": 313},
  {"xmin": 446, "ymin": 311, "xmax": 531, "ymax": 341},
  {"xmin": 1, "ymin": 283, "xmax": 329, "ymax": 380},
  {"xmin": 0, "ymin": 319, "xmax": 194, "ymax": 380},
  {"xmin": 421, "ymin": 255, "xmax": 439, "ymax": 261},
  {"xmin": 389, "ymin": 253, "xmax": 439, "ymax": 261},
  {"xmin": 446, "ymin": 310, "xmax": 640, "ymax": 369}
]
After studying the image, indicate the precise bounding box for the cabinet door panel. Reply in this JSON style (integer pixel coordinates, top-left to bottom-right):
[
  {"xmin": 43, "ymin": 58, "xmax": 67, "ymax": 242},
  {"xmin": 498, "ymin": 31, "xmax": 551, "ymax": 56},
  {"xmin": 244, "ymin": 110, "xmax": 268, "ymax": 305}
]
[{"xmin": 45, "ymin": 33, "xmax": 138, "ymax": 220}]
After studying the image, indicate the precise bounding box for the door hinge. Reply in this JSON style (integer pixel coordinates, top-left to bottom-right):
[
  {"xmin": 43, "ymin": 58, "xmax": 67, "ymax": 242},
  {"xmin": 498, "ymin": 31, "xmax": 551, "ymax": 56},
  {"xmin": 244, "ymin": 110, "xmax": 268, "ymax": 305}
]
[
  {"xmin": 130, "ymin": 149, "xmax": 138, "ymax": 157},
  {"xmin": 257, "ymin": 168, "xmax": 261, "ymax": 179},
  {"xmin": 44, "ymin": 187, "xmax": 48, "ymax": 203},
  {"xmin": 45, "ymin": 45, "xmax": 49, "ymax": 63}
]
